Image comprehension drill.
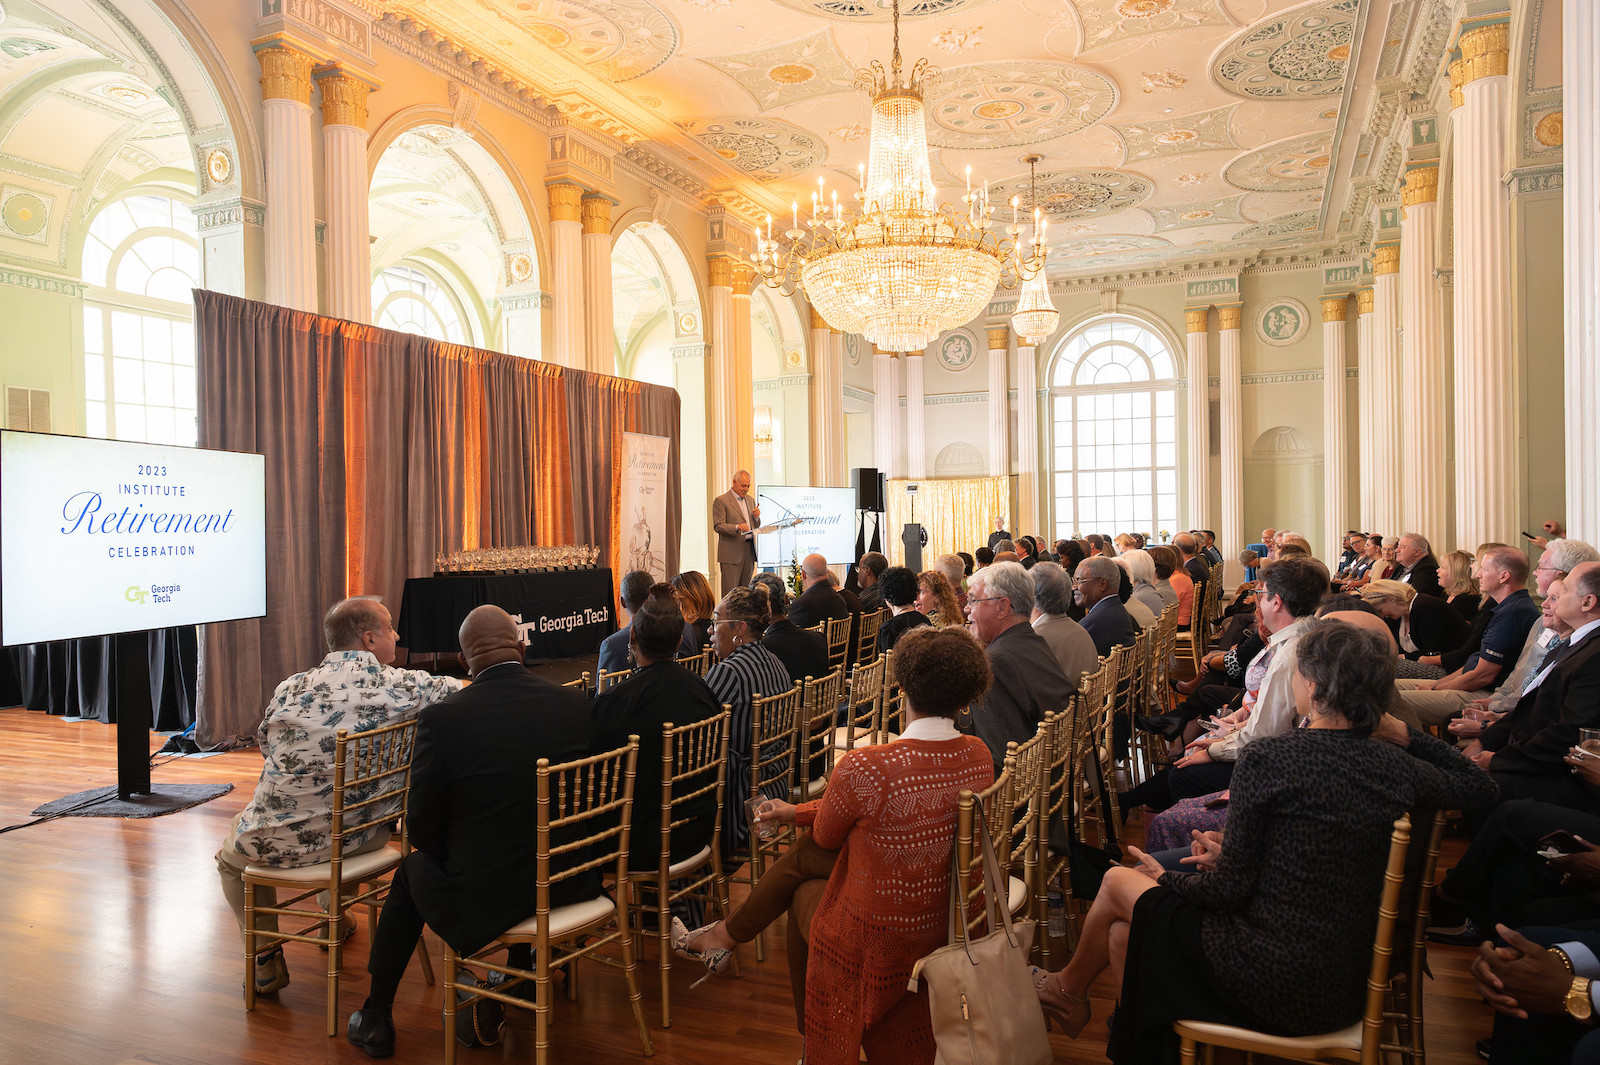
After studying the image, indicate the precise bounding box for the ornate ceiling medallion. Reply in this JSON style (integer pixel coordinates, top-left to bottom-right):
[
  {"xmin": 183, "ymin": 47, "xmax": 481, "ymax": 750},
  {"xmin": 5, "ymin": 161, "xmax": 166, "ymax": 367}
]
[
  {"xmin": 1211, "ymin": 0, "xmax": 1359, "ymax": 100},
  {"xmin": 1223, "ymin": 130, "xmax": 1335, "ymax": 191},
  {"xmin": 923, "ymin": 60, "xmax": 1118, "ymax": 148}
]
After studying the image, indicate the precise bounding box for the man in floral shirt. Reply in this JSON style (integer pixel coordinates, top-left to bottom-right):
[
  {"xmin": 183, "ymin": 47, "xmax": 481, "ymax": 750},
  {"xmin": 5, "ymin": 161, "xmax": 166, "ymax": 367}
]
[{"xmin": 216, "ymin": 596, "xmax": 462, "ymax": 995}]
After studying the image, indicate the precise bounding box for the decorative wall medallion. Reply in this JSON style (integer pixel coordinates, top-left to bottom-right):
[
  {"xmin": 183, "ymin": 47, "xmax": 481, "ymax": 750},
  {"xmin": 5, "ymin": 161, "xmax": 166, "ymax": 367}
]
[
  {"xmin": 844, "ymin": 332, "xmax": 862, "ymax": 365},
  {"xmin": 1527, "ymin": 105, "xmax": 1563, "ymax": 156},
  {"xmin": 1222, "ymin": 130, "xmax": 1334, "ymax": 191},
  {"xmin": 0, "ymin": 187, "xmax": 48, "ymax": 240},
  {"xmin": 677, "ymin": 311, "xmax": 699, "ymax": 335},
  {"xmin": 677, "ymin": 116, "xmax": 824, "ymax": 180},
  {"xmin": 784, "ymin": 348, "xmax": 804, "ymax": 369},
  {"xmin": 987, "ymin": 168, "xmax": 1153, "ymax": 219},
  {"xmin": 1146, "ymin": 195, "xmax": 1248, "ymax": 231},
  {"xmin": 1069, "ymin": 0, "xmax": 1228, "ymax": 53},
  {"xmin": 1110, "ymin": 104, "xmax": 1239, "ymax": 163},
  {"xmin": 1141, "ymin": 69, "xmax": 1187, "ymax": 93},
  {"xmin": 205, "ymin": 148, "xmax": 233, "ymax": 185},
  {"xmin": 771, "ymin": 0, "xmax": 994, "ymax": 22},
  {"xmin": 938, "ymin": 329, "xmax": 977, "ymax": 370},
  {"xmin": 509, "ymin": 252, "xmax": 534, "ymax": 283},
  {"xmin": 930, "ymin": 25, "xmax": 983, "ymax": 54},
  {"xmin": 507, "ymin": 0, "xmax": 678, "ymax": 82},
  {"xmin": 1255, "ymin": 298, "xmax": 1309, "ymax": 346},
  {"xmin": 699, "ymin": 30, "xmax": 859, "ymax": 110},
  {"xmin": 1211, "ymin": 0, "xmax": 1359, "ymax": 100},
  {"xmin": 1536, "ymin": 110, "xmax": 1563, "ymax": 146},
  {"xmin": 924, "ymin": 61, "xmax": 1118, "ymax": 148},
  {"xmin": 1232, "ymin": 209, "xmax": 1319, "ymax": 241}
]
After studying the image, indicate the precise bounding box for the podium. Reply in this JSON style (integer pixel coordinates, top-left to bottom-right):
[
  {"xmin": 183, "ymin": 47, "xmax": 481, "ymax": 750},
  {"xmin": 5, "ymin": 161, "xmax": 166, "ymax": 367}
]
[{"xmin": 901, "ymin": 523, "xmax": 925, "ymax": 573}]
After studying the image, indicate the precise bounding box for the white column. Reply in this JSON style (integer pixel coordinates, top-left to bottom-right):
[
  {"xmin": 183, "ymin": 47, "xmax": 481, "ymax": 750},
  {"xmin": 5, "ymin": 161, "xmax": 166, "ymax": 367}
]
[
  {"xmin": 987, "ymin": 326, "xmax": 1010, "ymax": 477},
  {"xmin": 318, "ymin": 71, "xmax": 372, "ymax": 323},
  {"xmin": 1184, "ymin": 307, "xmax": 1211, "ymax": 529},
  {"xmin": 730, "ymin": 264, "xmax": 755, "ymax": 477},
  {"xmin": 1399, "ymin": 164, "xmax": 1448, "ymax": 545},
  {"xmin": 872, "ymin": 347, "xmax": 898, "ymax": 477},
  {"xmin": 906, "ymin": 348, "xmax": 927, "ymax": 479},
  {"xmin": 581, "ymin": 194, "xmax": 614, "ymax": 375},
  {"xmin": 548, "ymin": 184, "xmax": 585, "ymax": 367},
  {"xmin": 708, "ymin": 257, "xmax": 736, "ymax": 496},
  {"xmin": 1217, "ymin": 304, "xmax": 1243, "ymax": 574},
  {"xmin": 831, "ymin": 331, "xmax": 849, "ymax": 481},
  {"xmin": 257, "ymin": 44, "xmax": 317, "ymax": 312},
  {"xmin": 498, "ymin": 292, "xmax": 542, "ymax": 358},
  {"xmin": 1567, "ymin": 0, "xmax": 1600, "ymax": 537},
  {"xmin": 1370, "ymin": 245, "xmax": 1403, "ymax": 534},
  {"xmin": 809, "ymin": 311, "xmax": 845, "ymax": 486},
  {"xmin": 1455, "ymin": 24, "xmax": 1519, "ymax": 548},
  {"xmin": 1017, "ymin": 340, "xmax": 1040, "ymax": 535},
  {"xmin": 1356, "ymin": 287, "xmax": 1376, "ymax": 529},
  {"xmin": 1322, "ymin": 296, "xmax": 1351, "ymax": 561}
]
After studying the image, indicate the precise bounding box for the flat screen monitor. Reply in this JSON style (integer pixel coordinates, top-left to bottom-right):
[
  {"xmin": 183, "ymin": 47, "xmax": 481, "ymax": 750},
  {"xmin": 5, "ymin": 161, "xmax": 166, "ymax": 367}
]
[
  {"xmin": 0, "ymin": 431, "xmax": 267, "ymax": 645},
  {"xmin": 754, "ymin": 485, "xmax": 857, "ymax": 567}
]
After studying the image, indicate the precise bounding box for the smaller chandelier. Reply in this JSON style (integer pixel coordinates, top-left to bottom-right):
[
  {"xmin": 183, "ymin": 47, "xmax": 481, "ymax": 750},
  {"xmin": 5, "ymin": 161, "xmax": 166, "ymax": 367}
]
[
  {"xmin": 1010, "ymin": 154, "xmax": 1059, "ymax": 345},
  {"xmin": 751, "ymin": 0, "xmax": 1046, "ymax": 353}
]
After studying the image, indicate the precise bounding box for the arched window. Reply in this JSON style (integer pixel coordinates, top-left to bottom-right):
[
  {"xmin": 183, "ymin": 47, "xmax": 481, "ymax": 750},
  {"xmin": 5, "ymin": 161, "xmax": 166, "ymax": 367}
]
[
  {"xmin": 81, "ymin": 194, "xmax": 200, "ymax": 445},
  {"xmin": 1047, "ymin": 315, "xmax": 1180, "ymax": 537},
  {"xmin": 372, "ymin": 264, "xmax": 470, "ymax": 343}
]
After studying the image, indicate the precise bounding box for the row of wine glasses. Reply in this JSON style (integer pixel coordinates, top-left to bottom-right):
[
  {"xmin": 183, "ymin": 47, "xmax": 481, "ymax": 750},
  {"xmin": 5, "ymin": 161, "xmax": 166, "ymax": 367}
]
[{"xmin": 434, "ymin": 545, "xmax": 600, "ymax": 574}]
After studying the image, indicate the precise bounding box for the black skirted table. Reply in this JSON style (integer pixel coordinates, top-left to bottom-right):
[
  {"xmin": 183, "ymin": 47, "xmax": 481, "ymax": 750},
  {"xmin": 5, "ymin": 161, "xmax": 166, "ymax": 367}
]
[{"xmin": 397, "ymin": 568, "xmax": 616, "ymax": 660}]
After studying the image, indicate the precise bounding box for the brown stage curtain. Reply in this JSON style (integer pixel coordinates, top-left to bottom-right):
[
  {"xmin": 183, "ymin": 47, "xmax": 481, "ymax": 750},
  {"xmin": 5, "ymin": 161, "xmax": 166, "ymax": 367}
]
[{"xmin": 193, "ymin": 291, "xmax": 680, "ymax": 747}]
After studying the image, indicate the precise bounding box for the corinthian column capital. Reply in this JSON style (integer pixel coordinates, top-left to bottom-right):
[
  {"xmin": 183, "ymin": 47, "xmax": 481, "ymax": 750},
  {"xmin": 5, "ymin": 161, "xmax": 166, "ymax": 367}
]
[{"xmin": 257, "ymin": 44, "xmax": 315, "ymax": 105}]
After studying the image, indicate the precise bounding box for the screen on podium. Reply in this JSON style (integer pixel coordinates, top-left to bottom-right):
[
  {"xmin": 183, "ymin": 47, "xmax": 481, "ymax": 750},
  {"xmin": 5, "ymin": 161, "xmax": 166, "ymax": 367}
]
[
  {"xmin": 0, "ymin": 431, "xmax": 267, "ymax": 645},
  {"xmin": 755, "ymin": 485, "xmax": 856, "ymax": 567}
]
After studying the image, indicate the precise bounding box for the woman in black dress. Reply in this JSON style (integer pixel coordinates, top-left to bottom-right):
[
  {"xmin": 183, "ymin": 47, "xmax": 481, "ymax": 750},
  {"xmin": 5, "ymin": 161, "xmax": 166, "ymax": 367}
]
[
  {"xmin": 1033, "ymin": 621, "xmax": 1497, "ymax": 1063},
  {"xmin": 875, "ymin": 566, "xmax": 931, "ymax": 651}
]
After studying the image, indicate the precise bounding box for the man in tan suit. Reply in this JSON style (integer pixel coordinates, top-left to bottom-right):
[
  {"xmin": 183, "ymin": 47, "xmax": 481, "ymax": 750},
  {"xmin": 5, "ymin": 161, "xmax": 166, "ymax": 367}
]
[{"xmin": 712, "ymin": 470, "xmax": 761, "ymax": 594}]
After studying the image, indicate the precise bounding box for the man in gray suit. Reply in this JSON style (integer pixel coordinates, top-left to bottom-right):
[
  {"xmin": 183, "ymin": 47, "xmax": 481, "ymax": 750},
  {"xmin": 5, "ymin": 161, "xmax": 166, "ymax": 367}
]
[{"xmin": 712, "ymin": 469, "xmax": 761, "ymax": 594}]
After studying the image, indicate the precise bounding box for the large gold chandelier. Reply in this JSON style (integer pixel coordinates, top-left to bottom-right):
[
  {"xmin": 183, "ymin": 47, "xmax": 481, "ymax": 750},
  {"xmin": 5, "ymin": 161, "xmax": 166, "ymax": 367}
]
[{"xmin": 751, "ymin": 0, "xmax": 1046, "ymax": 353}]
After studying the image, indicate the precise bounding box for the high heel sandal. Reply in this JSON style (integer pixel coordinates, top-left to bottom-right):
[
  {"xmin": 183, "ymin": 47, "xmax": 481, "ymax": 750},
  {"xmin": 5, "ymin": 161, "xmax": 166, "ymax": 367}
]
[
  {"xmin": 670, "ymin": 917, "xmax": 736, "ymax": 988},
  {"xmin": 1029, "ymin": 966, "xmax": 1091, "ymax": 1038}
]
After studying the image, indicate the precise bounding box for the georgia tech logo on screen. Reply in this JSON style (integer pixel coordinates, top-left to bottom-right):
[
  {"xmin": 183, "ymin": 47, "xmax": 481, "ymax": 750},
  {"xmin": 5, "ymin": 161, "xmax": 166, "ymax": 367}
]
[{"xmin": 126, "ymin": 584, "xmax": 180, "ymax": 604}]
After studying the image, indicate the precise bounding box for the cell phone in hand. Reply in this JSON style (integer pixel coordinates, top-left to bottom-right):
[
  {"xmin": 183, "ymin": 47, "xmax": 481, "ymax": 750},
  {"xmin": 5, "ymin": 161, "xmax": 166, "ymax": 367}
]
[
  {"xmin": 1523, "ymin": 530, "xmax": 1539, "ymax": 541},
  {"xmin": 1538, "ymin": 830, "xmax": 1588, "ymax": 856},
  {"xmin": 1200, "ymin": 718, "xmax": 1221, "ymax": 732}
]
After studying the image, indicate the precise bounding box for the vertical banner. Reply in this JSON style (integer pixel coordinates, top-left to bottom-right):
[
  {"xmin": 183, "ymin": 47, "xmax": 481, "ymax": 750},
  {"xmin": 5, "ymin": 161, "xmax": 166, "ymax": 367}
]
[{"xmin": 620, "ymin": 432, "xmax": 670, "ymax": 580}]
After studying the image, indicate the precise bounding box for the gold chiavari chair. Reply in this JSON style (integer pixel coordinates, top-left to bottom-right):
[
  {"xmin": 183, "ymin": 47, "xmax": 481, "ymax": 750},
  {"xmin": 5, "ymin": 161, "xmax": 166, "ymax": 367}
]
[
  {"xmin": 832, "ymin": 655, "xmax": 886, "ymax": 756},
  {"xmin": 879, "ymin": 649, "xmax": 903, "ymax": 743},
  {"xmin": 793, "ymin": 669, "xmax": 846, "ymax": 802},
  {"xmin": 1124, "ymin": 628, "xmax": 1158, "ymax": 786},
  {"xmin": 1382, "ymin": 810, "xmax": 1449, "ymax": 1065},
  {"xmin": 1035, "ymin": 706, "xmax": 1078, "ymax": 967},
  {"xmin": 243, "ymin": 718, "xmax": 427, "ymax": 1036},
  {"xmin": 630, "ymin": 711, "xmax": 733, "ymax": 1029},
  {"xmin": 731, "ymin": 683, "xmax": 804, "ymax": 961},
  {"xmin": 675, "ymin": 650, "xmax": 712, "ymax": 677},
  {"xmin": 1003, "ymin": 727, "xmax": 1047, "ymax": 931},
  {"xmin": 953, "ymin": 769, "xmax": 1024, "ymax": 941},
  {"xmin": 595, "ymin": 667, "xmax": 631, "ymax": 694},
  {"xmin": 856, "ymin": 608, "xmax": 888, "ymax": 666},
  {"xmin": 1086, "ymin": 646, "xmax": 1126, "ymax": 840},
  {"xmin": 1109, "ymin": 637, "xmax": 1141, "ymax": 793},
  {"xmin": 1174, "ymin": 816, "xmax": 1413, "ymax": 1065},
  {"xmin": 443, "ymin": 740, "xmax": 650, "ymax": 1065},
  {"xmin": 561, "ymin": 672, "xmax": 592, "ymax": 698},
  {"xmin": 823, "ymin": 616, "xmax": 852, "ymax": 673}
]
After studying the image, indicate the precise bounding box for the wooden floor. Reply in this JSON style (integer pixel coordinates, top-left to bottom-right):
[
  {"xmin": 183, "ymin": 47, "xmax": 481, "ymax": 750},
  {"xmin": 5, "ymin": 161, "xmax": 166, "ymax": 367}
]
[{"xmin": 0, "ymin": 704, "xmax": 1495, "ymax": 1065}]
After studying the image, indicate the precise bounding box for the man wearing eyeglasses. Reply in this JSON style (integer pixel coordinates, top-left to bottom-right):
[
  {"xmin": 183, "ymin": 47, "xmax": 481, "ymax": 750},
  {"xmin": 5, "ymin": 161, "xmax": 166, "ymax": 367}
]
[
  {"xmin": 964, "ymin": 560, "xmax": 1076, "ymax": 767},
  {"xmin": 1073, "ymin": 555, "xmax": 1137, "ymax": 659}
]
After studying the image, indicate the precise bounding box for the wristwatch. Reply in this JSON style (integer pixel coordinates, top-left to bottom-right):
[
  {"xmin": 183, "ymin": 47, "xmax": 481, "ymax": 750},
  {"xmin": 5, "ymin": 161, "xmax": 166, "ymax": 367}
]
[{"xmin": 1566, "ymin": 977, "xmax": 1593, "ymax": 1023}]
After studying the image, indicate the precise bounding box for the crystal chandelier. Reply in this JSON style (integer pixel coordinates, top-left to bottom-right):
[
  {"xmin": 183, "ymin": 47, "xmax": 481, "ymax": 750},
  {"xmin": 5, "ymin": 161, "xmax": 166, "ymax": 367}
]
[
  {"xmin": 751, "ymin": 0, "xmax": 1045, "ymax": 353},
  {"xmin": 1010, "ymin": 154, "xmax": 1059, "ymax": 345}
]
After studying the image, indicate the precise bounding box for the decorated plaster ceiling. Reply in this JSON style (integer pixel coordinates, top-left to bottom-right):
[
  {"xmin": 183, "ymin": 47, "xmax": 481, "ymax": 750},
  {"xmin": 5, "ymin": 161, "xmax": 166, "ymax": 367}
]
[
  {"xmin": 1223, "ymin": 130, "xmax": 1335, "ymax": 191},
  {"xmin": 381, "ymin": 0, "xmax": 1423, "ymax": 269}
]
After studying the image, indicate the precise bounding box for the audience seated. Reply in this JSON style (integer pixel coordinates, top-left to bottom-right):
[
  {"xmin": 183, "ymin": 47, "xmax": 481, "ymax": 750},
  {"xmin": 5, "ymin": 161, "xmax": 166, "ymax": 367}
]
[
  {"xmin": 933, "ymin": 553, "xmax": 968, "ymax": 606},
  {"xmin": 966, "ymin": 560, "xmax": 1077, "ymax": 767},
  {"xmin": 668, "ymin": 626, "xmax": 995, "ymax": 1065},
  {"xmin": 1395, "ymin": 532, "xmax": 1446, "ymax": 598},
  {"xmin": 598, "ymin": 569, "xmax": 697, "ymax": 675},
  {"xmin": 754, "ymin": 573, "xmax": 829, "ymax": 683},
  {"xmin": 788, "ymin": 554, "xmax": 849, "ymax": 628},
  {"xmin": 1033, "ymin": 622, "xmax": 1495, "ymax": 1065},
  {"xmin": 705, "ymin": 586, "xmax": 795, "ymax": 854},
  {"xmin": 855, "ymin": 552, "xmax": 888, "ymax": 612},
  {"xmin": 348, "ymin": 605, "xmax": 592, "ymax": 1057},
  {"xmin": 1358, "ymin": 578, "xmax": 1470, "ymax": 662},
  {"xmin": 1029, "ymin": 561, "xmax": 1098, "ymax": 692},
  {"xmin": 916, "ymin": 569, "xmax": 965, "ymax": 627},
  {"xmin": 671, "ymin": 570, "xmax": 718, "ymax": 650},
  {"xmin": 218, "ymin": 597, "xmax": 462, "ymax": 998},
  {"xmin": 876, "ymin": 565, "xmax": 932, "ymax": 651},
  {"xmin": 1443, "ymin": 548, "xmax": 1484, "ymax": 622},
  {"xmin": 1146, "ymin": 545, "xmax": 1182, "ymax": 613},
  {"xmin": 1174, "ymin": 533, "xmax": 1209, "ymax": 602},
  {"xmin": 973, "ymin": 545, "xmax": 995, "ymax": 571}
]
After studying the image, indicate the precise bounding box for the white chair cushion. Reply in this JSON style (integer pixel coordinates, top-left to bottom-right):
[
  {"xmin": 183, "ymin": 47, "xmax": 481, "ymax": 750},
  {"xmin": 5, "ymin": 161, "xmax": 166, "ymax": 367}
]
[
  {"xmin": 1173, "ymin": 1018, "xmax": 1362, "ymax": 1055},
  {"xmin": 244, "ymin": 846, "xmax": 401, "ymax": 884},
  {"xmin": 502, "ymin": 895, "xmax": 617, "ymax": 940},
  {"xmin": 1008, "ymin": 876, "xmax": 1027, "ymax": 916},
  {"xmin": 666, "ymin": 845, "xmax": 713, "ymax": 878},
  {"xmin": 790, "ymin": 776, "xmax": 828, "ymax": 802},
  {"xmin": 830, "ymin": 726, "xmax": 875, "ymax": 750}
]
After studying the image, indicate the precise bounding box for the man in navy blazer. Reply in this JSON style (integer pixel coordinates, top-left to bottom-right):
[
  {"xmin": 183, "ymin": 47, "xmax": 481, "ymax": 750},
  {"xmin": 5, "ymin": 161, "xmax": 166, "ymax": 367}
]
[
  {"xmin": 348, "ymin": 605, "xmax": 597, "ymax": 1057},
  {"xmin": 1074, "ymin": 555, "xmax": 1138, "ymax": 658},
  {"xmin": 597, "ymin": 569, "xmax": 696, "ymax": 675}
]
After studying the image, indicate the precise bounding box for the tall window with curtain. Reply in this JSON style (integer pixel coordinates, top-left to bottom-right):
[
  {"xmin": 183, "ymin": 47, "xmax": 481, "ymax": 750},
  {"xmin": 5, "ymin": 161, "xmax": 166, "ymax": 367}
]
[
  {"xmin": 81, "ymin": 194, "xmax": 200, "ymax": 445},
  {"xmin": 1048, "ymin": 315, "xmax": 1180, "ymax": 538}
]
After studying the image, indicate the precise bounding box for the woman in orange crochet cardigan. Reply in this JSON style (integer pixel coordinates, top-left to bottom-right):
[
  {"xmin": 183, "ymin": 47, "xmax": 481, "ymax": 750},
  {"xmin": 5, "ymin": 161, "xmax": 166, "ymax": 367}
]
[{"xmin": 671, "ymin": 625, "xmax": 995, "ymax": 1065}]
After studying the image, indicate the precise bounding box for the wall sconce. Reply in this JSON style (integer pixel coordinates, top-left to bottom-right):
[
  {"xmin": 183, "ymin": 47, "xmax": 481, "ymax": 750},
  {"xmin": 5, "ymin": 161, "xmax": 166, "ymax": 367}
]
[{"xmin": 754, "ymin": 405, "xmax": 774, "ymax": 458}]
